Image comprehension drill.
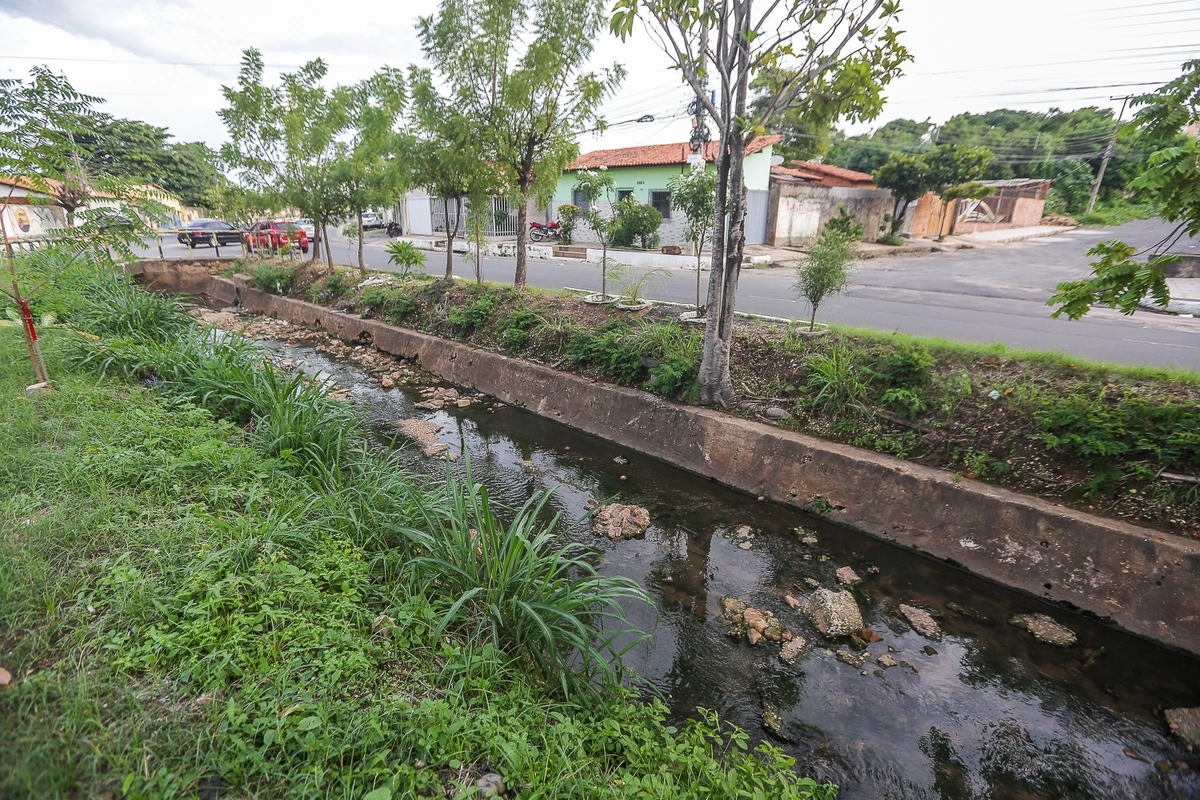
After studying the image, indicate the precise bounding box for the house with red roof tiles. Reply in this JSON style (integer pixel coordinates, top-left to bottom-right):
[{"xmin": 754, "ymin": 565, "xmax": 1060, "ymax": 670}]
[
  {"xmin": 765, "ymin": 159, "xmax": 895, "ymax": 246},
  {"xmin": 548, "ymin": 135, "xmax": 783, "ymax": 248}
]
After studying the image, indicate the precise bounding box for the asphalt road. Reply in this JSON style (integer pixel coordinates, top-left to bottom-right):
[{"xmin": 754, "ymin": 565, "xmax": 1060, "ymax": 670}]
[{"xmin": 141, "ymin": 218, "xmax": 1200, "ymax": 369}]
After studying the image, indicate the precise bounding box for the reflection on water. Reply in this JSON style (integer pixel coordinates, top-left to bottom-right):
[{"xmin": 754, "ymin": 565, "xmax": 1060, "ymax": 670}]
[{"xmin": 279, "ymin": 342, "xmax": 1200, "ymax": 800}]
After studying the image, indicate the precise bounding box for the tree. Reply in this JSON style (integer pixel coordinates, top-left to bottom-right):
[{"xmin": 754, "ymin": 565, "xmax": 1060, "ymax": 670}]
[
  {"xmin": 611, "ymin": 0, "xmax": 909, "ymax": 407},
  {"xmin": 1049, "ymin": 60, "xmax": 1200, "ymax": 319},
  {"xmin": 923, "ymin": 143, "xmax": 993, "ymax": 188},
  {"xmin": 668, "ymin": 164, "xmax": 717, "ymax": 308},
  {"xmin": 219, "ymin": 49, "xmax": 350, "ymax": 265},
  {"xmin": 872, "ymin": 152, "xmax": 932, "ymax": 234},
  {"xmin": 795, "ymin": 224, "xmax": 856, "ymax": 330},
  {"xmin": 573, "ymin": 168, "xmax": 622, "ymax": 301},
  {"xmin": 612, "ymin": 197, "xmax": 663, "ymax": 249},
  {"xmin": 420, "ymin": 0, "xmax": 623, "ymax": 291},
  {"xmin": 73, "ymin": 116, "xmax": 219, "ymax": 206},
  {"xmin": 333, "ymin": 69, "xmax": 407, "ymax": 270}
]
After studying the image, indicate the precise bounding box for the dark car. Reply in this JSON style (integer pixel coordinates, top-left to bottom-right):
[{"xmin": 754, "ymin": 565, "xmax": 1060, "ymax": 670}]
[
  {"xmin": 177, "ymin": 219, "xmax": 243, "ymax": 247},
  {"xmin": 245, "ymin": 221, "xmax": 309, "ymax": 254}
]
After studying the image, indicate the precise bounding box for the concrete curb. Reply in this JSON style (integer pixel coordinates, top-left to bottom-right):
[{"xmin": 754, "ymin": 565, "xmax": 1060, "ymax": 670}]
[{"xmin": 130, "ymin": 260, "xmax": 1200, "ymax": 656}]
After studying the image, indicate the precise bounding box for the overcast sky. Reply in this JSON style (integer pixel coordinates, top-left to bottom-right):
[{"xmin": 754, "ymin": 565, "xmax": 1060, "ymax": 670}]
[{"xmin": 2, "ymin": 0, "xmax": 1196, "ymax": 155}]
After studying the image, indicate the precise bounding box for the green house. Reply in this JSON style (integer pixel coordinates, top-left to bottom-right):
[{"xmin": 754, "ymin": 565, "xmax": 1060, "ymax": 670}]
[{"xmin": 548, "ymin": 135, "xmax": 782, "ymax": 247}]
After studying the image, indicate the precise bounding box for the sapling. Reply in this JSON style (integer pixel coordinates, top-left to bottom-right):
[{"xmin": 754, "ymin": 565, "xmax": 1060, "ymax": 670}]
[{"xmin": 795, "ymin": 227, "xmax": 856, "ymax": 331}]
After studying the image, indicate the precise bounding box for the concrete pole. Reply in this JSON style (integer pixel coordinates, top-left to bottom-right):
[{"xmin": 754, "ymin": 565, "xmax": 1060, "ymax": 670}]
[{"xmin": 1085, "ymin": 95, "xmax": 1131, "ymax": 216}]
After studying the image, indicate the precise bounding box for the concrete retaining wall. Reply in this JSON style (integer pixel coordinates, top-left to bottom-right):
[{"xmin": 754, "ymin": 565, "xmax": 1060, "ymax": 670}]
[{"xmin": 129, "ymin": 260, "xmax": 1200, "ymax": 656}]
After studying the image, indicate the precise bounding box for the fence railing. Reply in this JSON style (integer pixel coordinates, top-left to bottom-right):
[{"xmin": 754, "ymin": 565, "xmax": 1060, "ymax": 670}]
[{"xmin": 430, "ymin": 196, "xmax": 520, "ymax": 238}]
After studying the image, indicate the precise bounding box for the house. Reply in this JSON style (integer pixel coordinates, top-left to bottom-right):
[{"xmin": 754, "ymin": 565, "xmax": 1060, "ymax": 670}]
[
  {"xmin": 0, "ymin": 177, "xmax": 68, "ymax": 243},
  {"xmin": 903, "ymin": 178, "xmax": 1051, "ymax": 238},
  {"xmin": 547, "ymin": 135, "xmax": 783, "ymax": 247},
  {"xmin": 765, "ymin": 161, "xmax": 894, "ymax": 246}
]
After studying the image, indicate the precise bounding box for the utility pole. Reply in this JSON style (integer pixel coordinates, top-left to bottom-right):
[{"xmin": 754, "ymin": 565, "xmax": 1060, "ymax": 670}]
[{"xmin": 1085, "ymin": 95, "xmax": 1132, "ymax": 215}]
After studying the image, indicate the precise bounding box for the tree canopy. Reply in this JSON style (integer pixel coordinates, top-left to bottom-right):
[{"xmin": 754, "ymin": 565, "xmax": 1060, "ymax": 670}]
[{"xmin": 73, "ymin": 116, "xmax": 219, "ymax": 206}]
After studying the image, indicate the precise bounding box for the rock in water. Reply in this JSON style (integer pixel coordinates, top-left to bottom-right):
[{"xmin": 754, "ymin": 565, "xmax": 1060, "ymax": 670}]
[
  {"xmin": 783, "ymin": 593, "xmax": 802, "ymax": 609},
  {"xmin": 762, "ymin": 702, "xmax": 791, "ymax": 741},
  {"xmin": 720, "ymin": 595, "xmax": 748, "ymax": 619},
  {"xmin": 876, "ymin": 654, "xmax": 898, "ymax": 669},
  {"xmin": 835, "ymin": 649, "xmax": 867, "ymax": 668},
  {"xmin": 836, "ymin": 566, "xmax": 862, "ymax": 586},
  {"xmin": 476, "ymin": 772, "xmax": 506, "ymax": 797},
  {"xmin": 1008, "ymin": 613, "xmax": 1076, "ymax": 647},
  {"xmin": 779, "ymin": 637, "xmax": 806, "ymax": 664},
  {"xmin": 900, "ymin": 604, "xmax": 942, "ymax": 641},
  {"xmin": 1166, "ymin": 709, "xmax": 1200, "ymax": 748},
  {"xmin": 803, "ymin": 589, "xmax": 864, "ymax": 637},
  {"xmin": 591, "ymin": 503, "xmax": 651, "ymax": 540}
]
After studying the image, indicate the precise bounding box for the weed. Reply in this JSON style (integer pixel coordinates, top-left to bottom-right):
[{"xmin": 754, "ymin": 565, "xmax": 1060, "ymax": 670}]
[
  {"xmin": 497, "ymin": 307, "xmax": 539, "ymax": 354},
  {"xmin": 880, "ymin": 387, "xmax": 929, "ymax": 419},
  {"xmin": 310, "ymin": 271, "xmax": 349, "ymax": 304},
  {"xmin": 447, "ymin": 292, "xmax": 498, "ymax": 334},
  {"xmin": 805, "ymin": 348, "xmax": 869, "ymax": 416},
  {"xmin": 249, "ymin": 262, "xmax": 297, "ymax": 295},
  {"xmin": 873, "ymin": 347, "xmax": 934, "ymax": 389},
  {"xmin": 73, "ymin": 272, "xmax": 193, "ymax": 341}
]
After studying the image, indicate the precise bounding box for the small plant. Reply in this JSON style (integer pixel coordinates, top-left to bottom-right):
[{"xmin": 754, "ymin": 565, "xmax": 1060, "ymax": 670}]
[
  {"xmin": 385, "ymin": 240, "xmax": 427, "ymax": 278},
  {"xmin": 612, "ymin": 196, "xmax": 663, "ymax": 249},
  {"xmin": 498, "ymin": 307, "xmax": 540, "ymax": 353},
  {"xmin": 804, "ymin": 347, "xmax": 868, "ymax": 416},
  {"xmin": 874, "ymin": 347, "xmax": 934, "ymax": 388},
  {"xmin": 880, "ymin": 387, "xmax": 929, "ymax": 419},
  {"xmin": 448, "ymin": 292, "xmax": 498, "ymax": 333},
  {"xmin": 74, "ymin": 272, "xmax": 193, "ymax": 341},
  {"xmin": 249, "ymin": 262, "xmax": 297, "ymax": 295},
  {"xmin": 310, "ymin": 271, "xmax": 349, "ymax": 304},
  {"xmin": 880, "ymin": 233, "xmax": 905, "ymax": 246},
  {"xmin": 824, "ymin": 205, "xmax": 864, "ymax": 241},
  {"xmin": 556, "ymin": 203, "xmax": 581, "ymax": 245},
  {"xmin": 617, "ymin": 267, "xmax": 670, "ymax": 306},
  {"xmin": 794, "ymin": 228, "xmax": 856, "ymax": 331}
]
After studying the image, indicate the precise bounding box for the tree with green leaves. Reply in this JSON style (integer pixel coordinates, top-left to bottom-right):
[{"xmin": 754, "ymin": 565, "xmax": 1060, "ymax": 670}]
[
  {"xmin": 333, "ymin": 68, "xmax": 407, "ymax": 270},
  {"xmin": 72, "ymin": 116, "xmax": 219, "ymax": 206},
  {"xmin": 218, "ymin": 49, "xmax": 350, "ymax": 265},
  {"xmin": 795, "ymin": 224, "xmax": 856, "ymax": 330},
  {"xmin": 872, "ymin": 152, "xmax": 932, "ymax": 234},
  {"xmin": 420, "ymin": 0, "xmax": 624, "ymax": 291},
  {"xmin": 1049, "ymin": 60, "xmax": 1200, "ymax": 320},
  {"xmin": 612, "ymin": 197, "xmax": 662, "ymax": 249},
  {"xmin": 611, "ymin": 0, "xmax": 909, "ymax": 407},
  {"xmin": 668, "ymin": 164, "xmax": 717, "ymax": 308},
  {"xmin": 573, "ymin": 167, "xmax": 622, "ymax": 301}
]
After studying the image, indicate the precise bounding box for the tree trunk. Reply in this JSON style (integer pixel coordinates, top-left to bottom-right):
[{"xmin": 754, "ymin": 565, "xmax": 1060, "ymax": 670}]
[
  {"xmin": 699, "ymin": 136, "xmax": 731, "ymax": 406},
  {"xmin": 444, "ymin": 197, "xmax": 457, "ymax": 280},
  {"xmin": 601, "ymin": 241, "xmax": 608, "ymax": 300},
  {"xmin": 312, "ymin": 217, "xmax": 321, "ymax": 262},
  {"xmin": 357, "ymin": 209, "xmax": 365, "ymax": 270},
  {"xmin": 514, "ymin": 189, "xmax": 529, "ymax": 290},
  {"xmin": 323, "ymin": 222, "xmax": 333, "ymax": 266},
  {"xmin": 809, "ymin": 304, "xmax": 818, "ymax": 332}
]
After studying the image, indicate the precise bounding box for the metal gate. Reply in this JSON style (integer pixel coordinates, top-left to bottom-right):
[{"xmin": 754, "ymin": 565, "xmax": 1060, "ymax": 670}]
[
  {"xmin": 745, "ymin": 190, "xmax": 769, "ymax": 245},
  {"xmin": 431, "ymin": 196, "xmax": 519, "ymax": 238}
]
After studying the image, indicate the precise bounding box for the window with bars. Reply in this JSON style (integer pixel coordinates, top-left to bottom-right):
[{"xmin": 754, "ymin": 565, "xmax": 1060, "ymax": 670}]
[
  {"xmin": 650, "ymin": 190, "xmax": 671, "ymax": 219},
  {"xmin": 617, "ymin": 189, "xmax": 634, "ymax": 202},
  {"xmin": 572, "ymin": 189, "xmax": 590, "ymax": 211}
]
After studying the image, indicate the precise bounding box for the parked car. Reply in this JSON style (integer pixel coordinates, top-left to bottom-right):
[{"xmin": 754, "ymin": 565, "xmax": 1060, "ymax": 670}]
[
  {"xmin": 177, "ymin": 218, "xmax": 243, "ymax": 247},
  {"xmin": 360, "ymin": 211, "xmax": 382, "ymax": 230},
  {"xmin": 289, "ymin": 217, "xmax": 317, "ymax": 241},
  {"xmin": 245, "ymin": 221, "xmax": 309, "ymax": 254}
]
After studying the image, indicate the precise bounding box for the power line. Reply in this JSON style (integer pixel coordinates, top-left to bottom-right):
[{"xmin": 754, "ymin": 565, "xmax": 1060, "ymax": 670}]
[{"xmin": 1093, "ymin": 0, "xmax": 1197, "ymax": 10}]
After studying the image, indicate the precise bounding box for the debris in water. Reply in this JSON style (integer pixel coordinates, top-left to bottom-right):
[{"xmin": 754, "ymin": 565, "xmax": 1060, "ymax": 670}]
[
  {"xmin": 780, "ymin": 637, "xmax": 806, "ymax": 664},
  {"xmin": 900, "ymin": 604, "xmax": 942, "ymax": 641},
  {"xmin": 836, "ymin": 566, "xmax": 862, "ymax": 586},
  {"xmin": 762, "ymin": 702, "xmax": 791, "ymax": 741},
  {"xmin": 804, "ymin": 589, "xmax": 863, "ymax": 637},
  {"xmin": 1008, "ymin": 613, "xmax": 1076, "ymax": 647},
  {"xmin": 592, "ymin": 503, "xmax": 651, "ymax": 540}
]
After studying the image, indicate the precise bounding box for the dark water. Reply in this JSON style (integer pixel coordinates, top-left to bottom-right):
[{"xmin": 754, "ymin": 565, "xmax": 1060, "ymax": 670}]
[{"xmin": 274, "ymin": 341, "xmax": 1200, "ymax": 799}]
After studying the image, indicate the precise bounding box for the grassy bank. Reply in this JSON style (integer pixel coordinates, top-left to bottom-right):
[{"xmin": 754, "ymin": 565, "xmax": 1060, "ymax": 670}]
[
  {"xmin": 228, "ymin": 257, "xmax": 1200, "ymax": 536},
  {"xmin": 1, "ymin": 257, "xmax": 832, "ymax": 799}
]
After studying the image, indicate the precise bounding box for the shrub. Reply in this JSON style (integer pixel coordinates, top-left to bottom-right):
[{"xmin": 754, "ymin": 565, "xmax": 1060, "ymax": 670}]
[
  {"xmin": 497, "ymin": 307, "xmax": 539, "ymax": 354},
  {"xmin": 612, "ymin": 197, "xmax": 663, "ymax": 249},
  {"xmin": 74, "ymin": 272, "xmax": 193, "ymax": 341},
  {"xmin": 873, "ymin": 347, "xmax": 934, "ymax": 388},
  {"xmin": 249, "ymin": 262, "xmax": 297, "ymax": 295},
  {"xmin": 385, "ymin": 240, "xmax": 427, "ymax": 278},
  {"xmin": 794, "ymin": 229, "xmax": 855, "ymax": 330},
  {"xmin": 804, "ymin": 348, "xmax": 869, "ymax": 416},
  {"xmin": 824, "ymin": 205, "xmax": 864, "ymax": 242},
  {"xmin": 880, "ymin": 233, "xmax": 905, "ymax": 246},
  {"xmin": 567, "ymin": 322, "xmax": 646, "ymax": 384},
  {"xmin": 310, "ymin": 271, "xmax": 350, "ymax": 304},
  {"xmin": 880, "ymin": 387, "xmax": 929, "ymax": 419},
  {"xmin": 557, "ymin": 203, "xmax": 581, "ymax": 245},
  {"xmin": 447, "ymin": 292, "xmax": 499, "ymax": 333}
]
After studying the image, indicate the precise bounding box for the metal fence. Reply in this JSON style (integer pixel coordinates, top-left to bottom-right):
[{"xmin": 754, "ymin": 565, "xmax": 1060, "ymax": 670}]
[{"xmin": 430, "ymin": 196, "xmax": 520, "ymax": 238}]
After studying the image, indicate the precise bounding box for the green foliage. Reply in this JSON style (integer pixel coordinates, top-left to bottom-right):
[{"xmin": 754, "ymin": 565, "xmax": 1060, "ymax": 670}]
[
  {"xmin": 1075, "ymin": 198, "xmax": 1155, "ymax": 227},
  {"xmin": 1048, "ymin": 240, "xmax": 1174, "ymax": 319},
  {"xmin": 311, "ymin": 271, "xmax": 350, "ymax": 303},
  {"xmin": 794, "ymin": 228, "xmax": 856, "ymax": 330},
  {"xmin": 447, "ymin": 292, "xmax": 498, "ymax": 333},
  {"xmin": 804, "ymin": 347, "xmax": 868, "ymax": 416},
  {"xmin": 880, "ymin": 387, "xmax": 929, "ymax": 419},
  {"xmin": 556, "ymin": 202, "xmax": 581, "ymax": 244},
  {"xmin": 941, "ymin": 181, "xmax": 995, "ymax": 202},
  {"xmin": 880, "ymin": 233, "xmax": 905, "ymax": 246},
  {"xmin": 72, "ymin": 272, "xmax": 193, "ymax": 341},
  {"xmin": 824, "ymin": 204, "xmax": 864, "ymax": 241},
  {"xmin": 497, "ymin": 307, "xmax": 539, "ymax": 354},
  {"xmin": 923, "ymin": 143, "xmax": 995, "ymax": 187},
  {"xmin": 385, "ymin": 240, "xmax": 428, "ymax": 277},
  {"xmin": 873, "ymin": 152, "xmax": 935, "ymax": 229},
  {"xmin": 249, "ymin": 262, "xmax": 298, "ymax": 295},
  {"xmin": 873, "ymin": 347, "xmax": 934, "ymax": 388},
  {"xmin": 642, "ymin": 321, "xmax": 702, "ymax": 399},
  {"xmin": 1036, "ymin": 390, "xmax": 1200, "ymax": 493},
  {"xmin": 567, "ymin": 321, "xmax": 646, "ymax": 384},
  {"xmin": 667, "ymin": 166, "xmax": 717, "ymax": 252},
  {"xmin": 616, "ymin": 267, "xmax": 670, "ymax": 306},
  {"xmin": 612, "ymin": 196, "xmax": 663, "ymax": 249}
]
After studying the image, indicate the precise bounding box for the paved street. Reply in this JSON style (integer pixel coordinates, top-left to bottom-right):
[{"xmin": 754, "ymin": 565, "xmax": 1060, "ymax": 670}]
[{"xmin": 142, "ymin": 218, "xmax": 1200, "ymax": 369}]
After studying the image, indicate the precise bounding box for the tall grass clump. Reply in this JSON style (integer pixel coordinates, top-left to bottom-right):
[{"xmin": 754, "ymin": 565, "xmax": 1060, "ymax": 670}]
[{"xmin": 409, "ymin": 476, "xmax": 649, "ymax": 702}]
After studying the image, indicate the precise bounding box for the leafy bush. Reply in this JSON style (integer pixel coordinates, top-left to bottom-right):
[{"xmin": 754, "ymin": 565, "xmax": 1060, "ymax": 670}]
[
  {"xmin": 360, "ymin": 286, "xmax": 418, "ymax": 322},
  {"xmin": 497, "ymin": 307, "xmax": 539, "ymax": 354},
  {"xmin": 873, "ymin": 347, "xmax": 934, "ymax": 388},
  {"xmin": 804, "ymin": 348, "xmax": 869, "ymax": 416},
  {"xmin": 567, "ymin": 322, "xmax": 646, "ymax": 384},
  {"xmin": 880, "ymin": 233, "xmax": 905, "ymax": 246},
  {"xmin": 310, "ymin": 271, "xmax": 349, "ymax": 303},
  {"xmin": 73, "ymin": 272, "xmax": 193, "ymax": 341},
  {"xmin": 249, "ymin": 262, "xmax": 297, "ymax": 295},
  {"xmin": 385, "ymin": 240, "xmax": 427, "ymax": 277},
  {"xmin": 1036, "ymin": 390, "xmax": 1200, "ymax": 492},
  {"xmin": 794, "ymin": 229, "xmax": 855, "ymax": 330},
  {"xmin": 612, "ymin": 197, "xmax": 663, "ymax": 249},
  {"xmin": 880, "ymin": 387, "xmax": 929, "ymax": 419},
  {"xmin": 824, "ymin": 204, "xmax": 864, "ymax": 241},
  {"xmin": 447, "ymin": 292, "xmax": 499, "ymax": 333},
  {"xmin": 557, "ymin": 202, "xmax": 581, "ymax": 244}
]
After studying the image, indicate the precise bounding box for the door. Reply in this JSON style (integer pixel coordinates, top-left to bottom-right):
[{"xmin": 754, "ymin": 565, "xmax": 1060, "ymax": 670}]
[{"xmin": 745, "ymin": 190, "xmax": 769, "ymax": 245}]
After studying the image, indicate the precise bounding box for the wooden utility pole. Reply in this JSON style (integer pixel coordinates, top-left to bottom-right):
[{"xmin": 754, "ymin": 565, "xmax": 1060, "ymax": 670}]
[{"xmin": 1085, "ymin": 95, "xmax": 1132, "ymax": 215}]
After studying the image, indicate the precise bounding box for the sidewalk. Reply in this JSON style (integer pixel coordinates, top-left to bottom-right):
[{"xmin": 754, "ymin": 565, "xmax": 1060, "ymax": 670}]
[{"xmin": 952, "ymin": 224, "xmax": 1077, "ymax": 246}]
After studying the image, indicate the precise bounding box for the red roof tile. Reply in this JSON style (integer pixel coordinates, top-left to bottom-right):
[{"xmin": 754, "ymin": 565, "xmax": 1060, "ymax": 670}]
[
  {"xmin": 781, "ymin": 160, "xmax": 876, "ymax": 186},
  {"xmin": 570, "ymin": 134, "xmax": 783, "ymax": 170}
]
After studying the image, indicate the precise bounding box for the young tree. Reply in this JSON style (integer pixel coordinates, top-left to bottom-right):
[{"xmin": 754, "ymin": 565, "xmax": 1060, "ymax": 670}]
[
  {"xmin": 333, "ymin": 68, "xmax": 407, "ymax": 270},
  {"xmin": 611, "ymin": 0, "xmax": 909, "ymax": 407},
  {"xmin": 574, "ymin": 168, "xmax": 622, "ymax": 301},
  {"xmin": 1048, "ymin": 60, "xmax": 1200, "ymax": 319},
  {"xmin": 668, "ymin": 164, "xmax": 717, "ymax": 308},
  {"xmin": 872, "ymin": 152, "xmax": 932, "ymax": 234},
  {"xmin": 795, "ymin": 224, "xmax": 856, "ymax": 330},
  {"xmin": 218, "ymin": 49, "xmax": 349, "ymax": 265},
  {"xmin": 420, "ymin": 0, "xmax": 624, "ymax": 291}
]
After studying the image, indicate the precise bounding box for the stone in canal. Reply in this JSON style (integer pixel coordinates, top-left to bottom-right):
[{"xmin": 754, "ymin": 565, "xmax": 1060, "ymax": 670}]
[
  {"xmin": 762, "ymin": 702, "xmax": 791, "ymax": 741},
  {"xmin": 835, "ymin": 649, "xmax": 867, "ymax": 669},
  {"xmin": 804, "ymin": 589, "xmax": 864, "ymax": 638},
  {"xmin": 1164, "ymin": 708, "xmax": 1200, "ymax": 748},
  {"xmin": 780, "ymin": 637, "xmax": 806, "ymax": 664},
  {"xmin": 836, "ymin": 566, "xmax": 862, "ymax": 586},
  {"xmin": 592, "ymin": 503, "xmax": 651, "ymax": 540},
  {"xmin": 738, "ymin": 541, "xmax": 753, "ymax": 550},
  {"xmin": 900, "ymin": 604, "xmax": 942, "ymax": 641},
  {"xmin": 801, "ymin": 536, "xmax": 819, "ymax": 545},
  {"xmin": 720, "ymin": 595, "xmax": 748, "ymax": 619},
  {"xmin": 783, "ymin": 593, "xmax": 802, "ymax": 610},
  {"xmin": 876, "ymin": 654, "xmax": 898, "ymax": 669},
  {"xmin": 945, "ymin": 600, "xmax": 991, "ymax": 622},
  {"xmin": 1008, "ymin": 613, "xmax": 1077, "ymax": 647}
]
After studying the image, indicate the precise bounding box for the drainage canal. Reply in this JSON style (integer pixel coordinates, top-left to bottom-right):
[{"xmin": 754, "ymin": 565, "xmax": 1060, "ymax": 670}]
[{"xmin": 260, "ymin": 332, "xmax": 1199, "ymax": 800}]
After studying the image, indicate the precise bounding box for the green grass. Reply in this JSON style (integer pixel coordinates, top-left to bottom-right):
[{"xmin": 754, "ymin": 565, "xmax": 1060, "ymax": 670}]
[
  {"xmin": 1, "ymin": 256, "xmax": 834, "ymax": 800},
  {"xmin": 1076, "ymin": 198, "xmax": 1156, "ymax": 228}
]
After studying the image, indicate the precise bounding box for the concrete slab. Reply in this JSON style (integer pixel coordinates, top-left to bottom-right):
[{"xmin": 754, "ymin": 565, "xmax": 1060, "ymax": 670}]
[{"xmin": 955, "ymin": 225, "xmax": 1076, "ymax": 246}]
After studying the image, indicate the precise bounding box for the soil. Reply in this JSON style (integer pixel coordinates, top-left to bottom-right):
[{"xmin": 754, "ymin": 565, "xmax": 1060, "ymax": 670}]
[{"xmin": 200, "ymin": 259, "xmax": 1200, "ymax": 537}]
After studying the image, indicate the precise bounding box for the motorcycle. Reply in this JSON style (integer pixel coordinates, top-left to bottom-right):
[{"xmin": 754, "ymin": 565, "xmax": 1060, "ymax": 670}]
[
  {"xmin": 528, "ymin": 221, "xmax": 561, "ymax": 242},
  {"xmin": 386, "ymin": 220, "xmax": 402, "ymax": 237}
]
